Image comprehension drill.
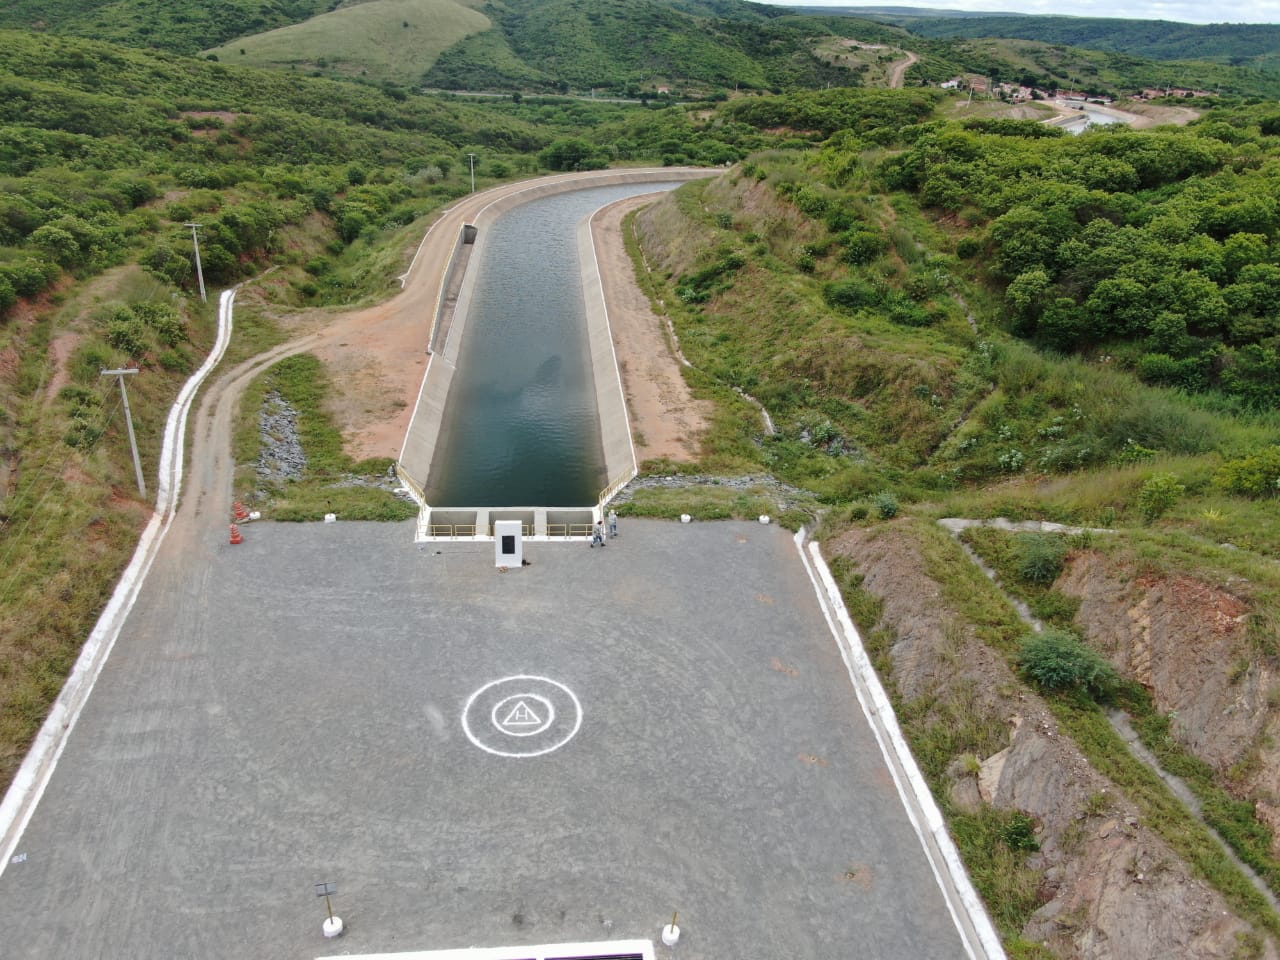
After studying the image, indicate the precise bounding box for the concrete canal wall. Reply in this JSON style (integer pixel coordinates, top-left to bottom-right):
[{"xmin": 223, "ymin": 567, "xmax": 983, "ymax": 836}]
[{"xmin": 397, "ymin": 168, "xmax": 717, "ymax": 521}]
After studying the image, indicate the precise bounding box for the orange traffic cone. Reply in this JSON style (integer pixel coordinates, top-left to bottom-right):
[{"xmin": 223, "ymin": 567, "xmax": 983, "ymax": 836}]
[
  {"xmin": 233, "ymin": 501, "xmax": 249, "ymax": 521},
  {"xmin": 229, "ymin": 523, "xmax": 243, "ymax": 545}
]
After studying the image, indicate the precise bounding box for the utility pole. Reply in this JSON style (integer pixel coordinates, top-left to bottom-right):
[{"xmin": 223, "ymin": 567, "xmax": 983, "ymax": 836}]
[
  {"xmin": 467, "ymin": 153, "xmax": 477, "ymax": 193},
  {"xmin": 100, "ymin": 368, "xmax": 146, "ymax": 496},
  {"xmin": 183, "ymin": 222, "xmax": 206, "ymax": 303}
]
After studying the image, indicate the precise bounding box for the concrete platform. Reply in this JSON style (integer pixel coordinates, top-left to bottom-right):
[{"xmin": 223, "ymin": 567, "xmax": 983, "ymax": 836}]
[{"xmin": 0, "ymin": 520, "xmax": 971, "ymax": 960}]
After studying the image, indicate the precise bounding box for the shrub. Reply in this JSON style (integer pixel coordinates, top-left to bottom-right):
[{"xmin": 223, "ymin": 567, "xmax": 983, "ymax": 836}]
[
  {"xmin": 1021, "ymin": 628, "xmax": 1119, "ymax": 701},
  {"xmin": 873, "ymin": 490, "xmax": 899, "ymax": 519},
  {"xmin": 1000, "ymin": 812, "xmax": 1041, "ymax": 852},
  {"xmin": 1214, "ymin": 447, "xmax": 1280, "ymax": 498},
  {"xmin": 106, "ymin": 317, "xmax": 149, "ymax": 358},
  {"xmin": 1138, "ymin": 472, "xmax": 1185, "ymax": 521},
  {"xmin": 133, "ymin": 302, "xmax": 187, "ymax": 347},
  {"xmin": 840, "ymin": 228, "xmax": 888, "ymax": 265},
  {"xmin": 64, "ymin": 414, "xmax": 104, "ymax": 450},
  {"xmin": 1015, "ymin": 533, "xmax": 1067, "ymax": 585},
  {"xmin": 158, "ymin": 349, "xmax": 192, "ymax": 373},
  {"xmin": 823, "ymin": 279, "xmax": 880, "ymax": 311}
]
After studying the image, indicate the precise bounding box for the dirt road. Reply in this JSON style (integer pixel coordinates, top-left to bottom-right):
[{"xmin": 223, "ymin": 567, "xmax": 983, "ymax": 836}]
[{"xmin": 889, "ymin": 51, "xmax": 918, "ymax": 89}]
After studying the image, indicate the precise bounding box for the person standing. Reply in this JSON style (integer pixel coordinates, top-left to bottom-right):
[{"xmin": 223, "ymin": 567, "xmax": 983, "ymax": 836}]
[{"xmin": 607, "ymin": 509, "xmax": 618, "ymax": 539}]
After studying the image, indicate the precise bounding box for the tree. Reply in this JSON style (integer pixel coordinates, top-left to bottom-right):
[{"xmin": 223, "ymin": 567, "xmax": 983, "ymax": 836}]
[{"xmin": 539, "ymin": 137, "xmax": 598, "ymax": 171}]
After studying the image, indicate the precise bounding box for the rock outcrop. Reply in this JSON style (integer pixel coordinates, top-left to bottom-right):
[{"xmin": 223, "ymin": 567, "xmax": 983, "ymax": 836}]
[
  {"xmin": 828, "ymin": 523, "xmax": 1275, "ymax": 959},
  {"xmin": 1059, "ymin": 551, "xmax": 1280, "ymax": 850}
]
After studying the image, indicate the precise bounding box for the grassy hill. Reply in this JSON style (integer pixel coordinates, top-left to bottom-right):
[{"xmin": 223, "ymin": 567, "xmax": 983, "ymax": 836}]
[
  {"xmin": 203, "ymin": 0, "xmax": 491, "ymax": 86},
  {"xmin": 422, "ymin": 0, "xmax": 889, "ymax": 95},
  {"xmin": 0, "ymin": 0, "xmax": 335, "ymax": 55}
]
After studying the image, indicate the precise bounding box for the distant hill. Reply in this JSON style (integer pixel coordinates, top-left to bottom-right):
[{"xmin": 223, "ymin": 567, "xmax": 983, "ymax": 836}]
[
  {"xmin": 906, "ymin": 15, "xmax": 1280, "ymax": 66},
  {"xmin": 821, "ymin": 9, "xmax": 1280, "ymax": 73},
  {"xmin": 0, "ymin": 0, "xmax": 335, "ymax": 55},
  {"xmin": 203, "ymin": 0, "xmax": 490, "ymax": 86},
  {"xmin": 421, "ymin": 0, "xmax": 898, "ymax": 95}
]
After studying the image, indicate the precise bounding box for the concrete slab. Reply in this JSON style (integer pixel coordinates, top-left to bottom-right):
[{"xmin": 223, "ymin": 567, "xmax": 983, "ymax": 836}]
[{"xmin": 0, "ymin": 520, "xmax": 969, "ymax": 960}]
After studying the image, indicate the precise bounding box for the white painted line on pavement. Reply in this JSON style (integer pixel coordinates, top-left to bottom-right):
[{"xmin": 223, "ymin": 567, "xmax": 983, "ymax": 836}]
[
  {"xmin": 0, "ymin": 287, "xmax": 241, "ymax": 877},
  {"xmin": 317, "ymin": 938, "xmax": 654, "ymax": 960},
  {"xmin": 793, "ymin": 529, "xmax": 1006, "ymax": 960}
]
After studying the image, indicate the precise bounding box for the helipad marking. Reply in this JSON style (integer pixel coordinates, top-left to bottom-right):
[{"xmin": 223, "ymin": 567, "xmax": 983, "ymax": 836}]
[
  {"xmin": 492, "ymin": 692, "xmax": 555, "ymax": 737},
  {"xmin": 504, "ymin": 700, "xmax": 540, "ymax": 725},
  {"xmin": 461, "ymin": 675, "xmax": 582, "ymax": 758}
]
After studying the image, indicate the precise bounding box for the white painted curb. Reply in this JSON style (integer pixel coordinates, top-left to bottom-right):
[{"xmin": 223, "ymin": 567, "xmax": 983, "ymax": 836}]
[
  {"xmin": 0, "ymin": 288, "xmax": 241, "ymax": 876},
  {"xmin": 794, "ymin": 529, "xmax": 1006, "ymax": 960}
]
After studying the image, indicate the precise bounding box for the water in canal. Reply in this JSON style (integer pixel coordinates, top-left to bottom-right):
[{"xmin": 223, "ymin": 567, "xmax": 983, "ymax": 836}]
[{"xmin": 424, "ymin": 181, "xmax": 681, "ymax": 507}]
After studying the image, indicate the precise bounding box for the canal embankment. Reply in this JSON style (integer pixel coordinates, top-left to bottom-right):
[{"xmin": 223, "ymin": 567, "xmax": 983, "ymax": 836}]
[{"xmin": 397, "ymin": 168, "xmax": 718, "ymax": 537}]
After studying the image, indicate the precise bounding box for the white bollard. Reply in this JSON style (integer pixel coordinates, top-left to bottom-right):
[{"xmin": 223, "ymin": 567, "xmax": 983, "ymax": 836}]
[
  {"xmin": 661, "ymin": 923, "xmax": 680, "ymax": 946},
  {"xmin": 758, "ymin": 514, "xmax": 770, "ymax": 524},
  {"xmin": 323, "ymin": 512, "xmax": 337, "ymax": 523},
  {"xmin": 322, "ymin": 916, "xmax": 344, "ymax": 938},
  {"xmin": 680, "ymin": 513, "xmax": 692, "ymax": 524}
]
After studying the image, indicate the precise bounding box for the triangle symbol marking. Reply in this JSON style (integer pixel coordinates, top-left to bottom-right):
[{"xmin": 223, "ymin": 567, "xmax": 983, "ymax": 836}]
[{"xmin": 502, "ymin": 699, "xmax": 542, "ymax": 727}]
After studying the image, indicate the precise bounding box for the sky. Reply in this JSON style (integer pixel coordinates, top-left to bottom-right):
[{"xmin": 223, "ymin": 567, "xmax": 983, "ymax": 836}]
[{"xmin": 765, "ymin": 0, "xmax": 1279, "ymax": 25}]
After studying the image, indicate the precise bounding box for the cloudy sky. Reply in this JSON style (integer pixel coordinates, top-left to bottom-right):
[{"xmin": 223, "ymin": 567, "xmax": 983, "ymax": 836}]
[{"xmin": 766, "ymin": 1, "xmax": 1278, "ymax": 25}]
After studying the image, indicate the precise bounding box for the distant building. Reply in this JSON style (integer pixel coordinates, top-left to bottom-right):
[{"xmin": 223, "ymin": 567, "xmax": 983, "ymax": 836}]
[{"xmin": 1138, "ymin": 86, "xmax": 1217, "ymax": 99}]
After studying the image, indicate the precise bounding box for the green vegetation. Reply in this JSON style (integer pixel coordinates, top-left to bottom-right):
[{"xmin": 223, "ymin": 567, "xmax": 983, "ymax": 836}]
[
  {"xmin": 614, "ymin": 481, "xmax": 815, "ymax": 529},
  {"xmin": 897, "ymin": 14, "xmax": 1280, "ymax": 74},
  {"xmin": 1013, "ymin": 532, "xmax": 1067, "ymax": 585},
  {"xmin": 1020, "ymin": 627, "xmax": 1119, "ymax": 699},
  {"xmin": 233, "ymin": 353, "xmax": 416, "ymax": 521},
  {"xmin": 5, "ymin": 3, "xmax": 1280, "ymax": 951},
  {"xmin": 424, "ymin": 0, "xmax": 877, "ymax": 96},
  {"xmin": 0, "ymin": 0, "xmax": 334, "ymax": 55},
  {"xmin": 203, "ymin": 0, "xmax": 491, "ymax": 87},
  {"xmin": 885, "ymin": 117, "xmax": 1280, "ymax": 409}
]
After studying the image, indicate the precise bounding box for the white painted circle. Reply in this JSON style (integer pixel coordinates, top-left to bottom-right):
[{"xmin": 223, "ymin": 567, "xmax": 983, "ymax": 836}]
[
  {"xmin": 462, "ymin": 675, "xmax": 582, "ymax": 758},
  {"xmin": 490, "ymin": 693, "xmax": 555, "ymax": 737}
]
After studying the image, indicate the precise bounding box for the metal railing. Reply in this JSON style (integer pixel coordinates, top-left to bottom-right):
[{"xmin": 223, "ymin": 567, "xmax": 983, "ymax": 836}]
[
  {"xmin": 428, "ymin": 524, "xmax": 478, "ymax": 538},
  {"xmin": 598, "ymin": 470, "xmax": 635, "ymax": 508},
  {"xmin": 546, "ymin": 523, "xmax": 594, "ymax": 538}
]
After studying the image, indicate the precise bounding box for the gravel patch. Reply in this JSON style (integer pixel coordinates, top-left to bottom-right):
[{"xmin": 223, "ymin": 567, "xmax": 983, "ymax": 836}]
[{"xmin": 255, "ymin": 391, "xmax": 306, "ymax": 487}]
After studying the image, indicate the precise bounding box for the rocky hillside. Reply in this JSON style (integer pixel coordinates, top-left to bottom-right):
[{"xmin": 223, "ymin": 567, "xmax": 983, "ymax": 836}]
[{"xmin": 826, "ymin": 520, "xmax": 1279, "ymax": 959}]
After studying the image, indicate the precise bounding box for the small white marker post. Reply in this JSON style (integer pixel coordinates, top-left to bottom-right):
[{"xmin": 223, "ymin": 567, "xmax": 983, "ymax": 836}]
[
  {"xmin": 661, "ymin": 910, "xmax": 680, "ymax": 946},
  {"xmin": 314, "ymin": 881, "xmax": 343, "ymax": 938}
]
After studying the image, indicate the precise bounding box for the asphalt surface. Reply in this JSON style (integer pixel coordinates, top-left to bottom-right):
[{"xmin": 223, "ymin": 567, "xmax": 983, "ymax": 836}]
[{"xmin": 0, "ymin": 519, "xmax": 967, "ymax": 959}]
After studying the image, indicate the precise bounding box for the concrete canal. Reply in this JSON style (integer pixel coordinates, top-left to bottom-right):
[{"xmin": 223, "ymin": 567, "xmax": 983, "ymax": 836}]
[{"xmin": 423, "ymin": 182, "xmax": 680, "ymax": 508}]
